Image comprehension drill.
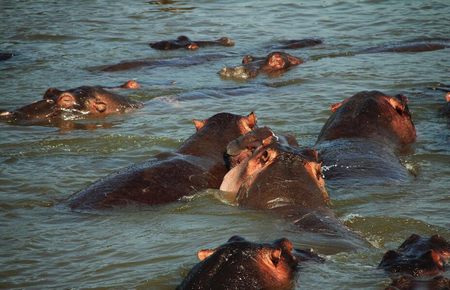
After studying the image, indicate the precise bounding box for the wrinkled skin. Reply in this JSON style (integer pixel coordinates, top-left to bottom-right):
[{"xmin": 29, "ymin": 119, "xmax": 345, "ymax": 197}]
[
  {"xmin": 0, "ymin": 80, "xmax": 142, "ymax": 126},
  {"xmin": 225, "ymin": 126, "xmax": 299, "ymax": 169},
  {"xmin": 219, "ymin": 51, "xmax": 303, "ymax": 80},
  {"xmin": 315, "ymin": 91, "xmax": 416, "ymax": 183},
  {"xmin": 178, "ymin": 235, "xmax": 322, "ymax": 290},
  {"xmin": 68, "ymin": 112, "xmax": 257, "ymax": 210},
  {"xmin": 0, "ymin": 52, "xmax": 13, "ymax": 61},
  {"xmin": 96, "ymin": 53, "xmax": 227, "ymax": 72},
  {"xmin": 273, "ymin": 38, "xmax": 323, "ymax": 49},
  {"xmin": 379, "ymin": 234, "xmax": 450, "ymax": 290},
  {"xmin": 220, "ymin": 140, "xmax": 367, "ymax": 250},
  {"xmin": 149, "ymin": 35, "xmax": 234, "ymax": 50}
]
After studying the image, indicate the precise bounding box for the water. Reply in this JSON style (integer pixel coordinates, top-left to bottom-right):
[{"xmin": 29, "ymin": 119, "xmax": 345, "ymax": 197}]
[{"xmin": 0, "ymin": 0, "xmax": 449, "ymax": 289}]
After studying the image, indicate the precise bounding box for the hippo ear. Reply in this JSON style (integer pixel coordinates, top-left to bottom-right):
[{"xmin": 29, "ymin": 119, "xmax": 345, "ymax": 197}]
[
  {"xmin": 330, "ymin": 98, "xmax": 349, "ymax": 112},
  {"xmin": 388, "ymin": 96, "xmax": 406, "ymax": 115},
  {"xmin": 192, "ymin": 119, "xmax": 206, "ymax": 131},
  {"xmin": 187, "ymin": 43, "xmax": 199, "ymax": 50},
  {"xmin": 420, "ymin": 250, "xmax": 445, "ymax": 271},
  {"xmin": 197, "ymin": 249, "xmax": 215, "ymax": 261},
  {"xmin": 243, "ymin": 112, "xmax": 257, "ymax": 129},
  {"xmin": 94, "ymin": 101, "xmax": 107, "ymax": 113},
  {"xmin": 242, "ymin": 55, "xmax": 254, "ymax": 64},
  {"xmin": 446, "ymin": 92, "xmax": 450, "ymax": 103},
  {"xmin": 270, "ymin": 248, "xmax": 282, "ymax": 266},
  {"xmin": 120, "ymin": 80, "xmax": 140, "ymax": 89},
  {"xmin": 57, "ymin": 93, "xmax": 76, "ymax": 108}
]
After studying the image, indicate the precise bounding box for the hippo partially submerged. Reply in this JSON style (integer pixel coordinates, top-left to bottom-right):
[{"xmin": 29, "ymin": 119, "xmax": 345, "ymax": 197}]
[
  {"xmin": 149, "ymin": 35, "xmax": 234, "ymax": 50},
  {"xmin": 315, "ymin": 91, "xmax": 416, "ymax": 184},
  {"xmin": 220, "ymin": 134, "xmax": 367, "ymax": 250},
  {"xmin": 379, "ymin": 234, "xmax": 450, "ymax": 290},
  {"xmin": 68, "ymin": 112, "xmax": 257, "ymax": 210},
  {"xmin": 219, "ymin": 51, "xmax": 302, "ymax": 80},
  {"xmin": 272, "ymin": 38, "xmax": 323, "ymax": 50},
  {"xmin": 0, "ymin": 80, "xmax": 142, "ymax": 126},
  {"xmin": 178, "ymin": 235, "xmax": 322, "ymax": 290}
]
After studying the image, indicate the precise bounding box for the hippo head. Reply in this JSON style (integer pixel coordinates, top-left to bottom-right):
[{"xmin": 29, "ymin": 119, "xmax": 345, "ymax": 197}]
[
  {"xmin": 317, "ymin": 91, "xmax": 416, "ymax": 147},
  {"xmin": 177, "ymin": 236, "xmax": 300, "ymax": 290},
  {"xmin": 219, "ymin": 52, "xmax": 302, "ymax": 80},
  {"xmin": 221, "ymin": 141, "xmax": 329, "ymax": 210},
  {"xmin": 1, "ymin": 85, "xmax": 141, "ymax": 123},
  {"xmin": 379, "ymin": 234, "xmax": 450, "ymax": 277}
]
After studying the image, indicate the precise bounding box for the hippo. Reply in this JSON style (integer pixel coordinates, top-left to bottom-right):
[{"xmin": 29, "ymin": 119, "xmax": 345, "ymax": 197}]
[
  {"xmin": 0, "ymin": 52, "xmax": 13, "ymax": 61},
  {"xmin": 0, "ymin": 80, "xmax": 142, "ymax": 126},
  {"xmin": 178, "ymin": 235, "xmax": 323, "ymax": 290},
  {"xmin": 220, "ymin": 136, "xmax": 367, "ymax": 250},
  {"xmin": 96, "ymin": 53, "xmax": 228, "ymax": 72},
  {"xmin": 149, "ymin": 35, "xmax": 234, "ymax": 50},
  {"xmin": 314, "ymin": 91, "xmax": 416, "ymax": 184},
  {"xmin": 358, "ymin": 40, "xmax": 450, "ymax": 54},
  {"xmin": 219, "ymin": 51, "xmax": 303, "ymax": 80},
  {"xmin": 67, "ymin": 112, "xmax": 257, "ymax": 210},
  {"xmin": 272, "ymin": 38, "xmax": 323, "ymax": 50},
  {"xmin": 379, "ymin": 234, "xmax": 450, "ymax": 290}
]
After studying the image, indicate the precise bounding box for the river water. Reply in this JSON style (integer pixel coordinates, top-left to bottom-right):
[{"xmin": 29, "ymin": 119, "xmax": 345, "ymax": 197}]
[{"xmin": 0, "ymin": 0, "xmax": 449, "ymax": 289}]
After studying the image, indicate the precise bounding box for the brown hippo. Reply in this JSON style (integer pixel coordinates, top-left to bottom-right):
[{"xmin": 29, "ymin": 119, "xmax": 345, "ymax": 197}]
[
  {"xmin": 220, "ymin": 137, "xmax": 367, "ymax": 250},
  {"xmin": 96, "ymin": 53, "xmax": 228, "ymax": 72},
  {"xmin": 149, "ymin": 35, "xmax": 234, "ymax": 50},
  {"xmin": 441, "ymin": 92, "xmax": 450, "ymax": 117},
  {"xmin": 177, "ymin": 235, "xmax": 323, "ymax": 290},
  {"xmin": 272, "ymin": 38, "xmax": 323, "ymax": 50},
  {"xmin": 219, "ymin": 51, "xmax": 303, "ymax": 80},
  {"xmin": 379, "ymin": 234, "xmax": 450, "ymax": 290},
  {"xmin": 358, "ymin": 41, "xmax": 450, "ymax": 54},
  {"xmin": 68, "ymin": 112, "xmax": 257, "ymax": 210},
  {"xmin": 0, "ymin": 80, "xmax": 142, "ymax": 126},
  {"xmin": 0, "ymin": 52, "xmax": 13, "ymax": 61},
  {"xmin": 315, "ymin": 91, "xmax": 416, "ymax": 183}
]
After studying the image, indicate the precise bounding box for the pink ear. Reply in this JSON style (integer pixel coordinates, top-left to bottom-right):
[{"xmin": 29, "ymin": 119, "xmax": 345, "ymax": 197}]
[
  {"xmin": 245, "ymin": 112, "xmax": 257, "ymax": 129},
  {"xmin": 192, "ymin": 119, "xmax": 205, "ymax": 131},
  {"xmin": 446, "ymin": 92, "xmax": 450, "ymax": 103},
  {"xmin": 197, "ymin": 249, "xmax": 215, "ymax": 261}
]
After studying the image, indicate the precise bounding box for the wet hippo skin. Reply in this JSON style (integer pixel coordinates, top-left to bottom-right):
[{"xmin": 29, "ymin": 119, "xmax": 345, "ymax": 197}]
[
  {"xmin": 379, "ymin": 234, "xmax": 450, "ymax": 290},
  {"xmin": 442, "ymin": 92, "xmax": 450, "ymax": 117},
  {"xmin": 315, "ymin": 91, "xmax": 416, "ymax": 184},
  {"xmin": 0, "ymin": 80, "xmax": 142, "ymax": 126},
  {"xmin": 221, "ymin": 136, "xmax": 367, "ymax": 250},
  {"xmin": 149, "ymin": 35, "xmax": 234, "ymax": 50},
  {"xmin": 67, "ymin": 112, "xmax": 257, "ymax": 210},
  {"xmin": 219, "ymin": 51, "xmax": 302, "ymax": 80},
  {"xmin": 0, "ymin": 52, "xmax": 13, "ymax": 61},
  {"xmin": 177, "ymin": 235, "xmax": 322, "ymax": 290},
  {"xmin": 273, "ymin": 38, "xmax": 323, "ymax": 49}
]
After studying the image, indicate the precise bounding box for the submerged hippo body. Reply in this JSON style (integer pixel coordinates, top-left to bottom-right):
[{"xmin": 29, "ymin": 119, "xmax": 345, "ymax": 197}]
[
  {"xmin": 97, "ymin": 53, "xmax": 228, "ymax": 72},
  {"xmin": 68, "ymin": 112, "xmax": 257, "ymax": 210},
  {"xmin": 0, "ymin": 52, "xmax": 13, "ymax": 61},
  {"xmin": 273, "ymin": 38, "xmax": 323, "ymax": 49},
  {"xmin": 358, "ymin": 40, "xmax": 450, "ymax": 54},
  {"xmin": 0, "ymin": 81, "xmax": 142, "ymax": 126},
  {"xmin": 149, "ymin": 35, "xmax": 234, "ymax": 50},
  {"xmin": 219, "ymin": 51, "xmax": 302, "ymax": 80},
  {"xmin": 178, "ymin": 235, "xmax": 321, "ymax": 290},
  {"xmin": 221, "ymin": 137, "xmax": 367, "ymax": 250},
  {"xmin": 379, "ymin": 234, "xmax": 450, "ymax": 290},
  {"xmin": 315, "ymin": 91, "xmax": 416, "ymax": 184}
]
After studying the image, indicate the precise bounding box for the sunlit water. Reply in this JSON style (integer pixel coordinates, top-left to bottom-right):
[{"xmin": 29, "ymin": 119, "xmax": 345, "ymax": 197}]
[{"xmin": 0, "ymin": 0, "xmax": 449, "ymax": 289}]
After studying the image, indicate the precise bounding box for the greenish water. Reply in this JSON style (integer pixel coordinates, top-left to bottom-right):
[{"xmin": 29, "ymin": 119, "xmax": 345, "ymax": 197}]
[{"xmin": 0, "ymin": 0, "xmax": 449, "ymax": 289}]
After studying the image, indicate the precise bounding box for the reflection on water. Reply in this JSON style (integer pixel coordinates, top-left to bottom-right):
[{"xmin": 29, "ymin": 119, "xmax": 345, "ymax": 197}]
[{"xmin": 0, "ymin": 0, "xmax": 449, "ymax": 289}]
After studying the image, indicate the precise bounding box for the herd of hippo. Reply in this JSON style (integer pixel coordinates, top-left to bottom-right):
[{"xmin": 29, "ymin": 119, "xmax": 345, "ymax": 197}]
[{"xmin": 1, "ymin": 35, "xmax": 449, "ymax": 289}]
